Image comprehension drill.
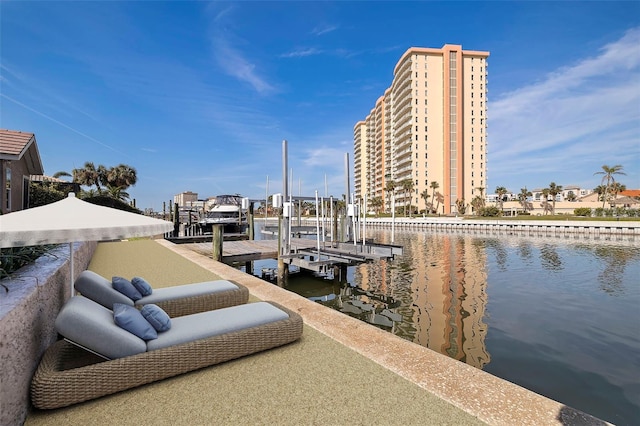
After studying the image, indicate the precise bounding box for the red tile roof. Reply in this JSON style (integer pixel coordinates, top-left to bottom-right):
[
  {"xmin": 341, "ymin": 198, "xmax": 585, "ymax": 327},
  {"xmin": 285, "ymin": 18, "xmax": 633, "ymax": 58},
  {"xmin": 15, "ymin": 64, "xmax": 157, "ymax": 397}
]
[
  {"xmin": 0, "ymin": 129, "xmax": 36, "ymax": 158},
  {"xmin": 621, "ymin": 189, "xmax": 640, "ymax": 198}
]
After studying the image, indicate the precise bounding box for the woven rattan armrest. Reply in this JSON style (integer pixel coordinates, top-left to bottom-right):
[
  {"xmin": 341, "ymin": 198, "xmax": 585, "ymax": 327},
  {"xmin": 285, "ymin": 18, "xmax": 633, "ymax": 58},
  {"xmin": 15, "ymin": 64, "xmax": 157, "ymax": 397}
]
[{"xmin": 148, "ymin": 283, "xmax": 249, "ymax": 317}]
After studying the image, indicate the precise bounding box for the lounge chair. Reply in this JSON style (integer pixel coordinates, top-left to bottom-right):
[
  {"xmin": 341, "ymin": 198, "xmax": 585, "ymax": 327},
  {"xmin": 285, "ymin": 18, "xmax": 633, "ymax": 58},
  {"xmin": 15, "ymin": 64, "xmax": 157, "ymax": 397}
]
[
  {"xmin": 74, "ymin": 270, "xmax": 249, "ymax": 317},
  {"xmin": 31, "ymin": 296, "xmax": 303, "ymax": 409}
]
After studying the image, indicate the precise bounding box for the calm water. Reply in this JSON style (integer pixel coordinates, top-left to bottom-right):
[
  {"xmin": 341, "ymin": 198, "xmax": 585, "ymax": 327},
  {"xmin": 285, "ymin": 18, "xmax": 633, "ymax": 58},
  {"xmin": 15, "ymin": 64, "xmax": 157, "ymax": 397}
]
[{"xmin": 248, "ymin": 226, "xmax": 640, "ymax": 425}]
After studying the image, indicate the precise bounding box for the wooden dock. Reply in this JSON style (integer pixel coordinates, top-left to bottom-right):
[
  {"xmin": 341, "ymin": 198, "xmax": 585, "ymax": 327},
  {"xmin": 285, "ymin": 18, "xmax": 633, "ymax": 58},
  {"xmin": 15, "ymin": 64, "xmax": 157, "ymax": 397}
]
[
  {"xmin": 184, "ymin": 237, "xmax": 402, "ymax": 269},
  {"xmin": 185, "ymin": 238, "xmax": 316, "ymax": 263}
]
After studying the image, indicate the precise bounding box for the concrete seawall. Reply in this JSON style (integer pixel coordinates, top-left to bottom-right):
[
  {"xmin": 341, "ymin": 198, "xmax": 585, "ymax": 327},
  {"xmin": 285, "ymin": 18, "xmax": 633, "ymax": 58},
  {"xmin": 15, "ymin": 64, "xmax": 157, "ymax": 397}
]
[
  {"xmin": 0, "ymin": 242, "xmax": 96, "ymax": 426},
  {"xmin": 288, "ymin": 217, "xmax": 640, "ymax": 238}
]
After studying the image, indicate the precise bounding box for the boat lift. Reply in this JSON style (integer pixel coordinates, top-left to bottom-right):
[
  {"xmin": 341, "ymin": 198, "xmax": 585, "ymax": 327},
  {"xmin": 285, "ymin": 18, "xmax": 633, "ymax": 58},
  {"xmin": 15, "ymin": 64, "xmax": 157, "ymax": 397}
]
[{"xmin": 272, "ymin": 140, "xmax": 403, "ymax": 282}]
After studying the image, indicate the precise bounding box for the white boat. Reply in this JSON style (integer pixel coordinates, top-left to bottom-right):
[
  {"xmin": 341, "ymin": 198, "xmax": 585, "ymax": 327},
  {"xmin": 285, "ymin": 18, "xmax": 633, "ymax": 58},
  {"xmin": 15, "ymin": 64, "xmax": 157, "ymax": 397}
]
[{"xmin": 199, "ymin": 195, "xmax": 247, "ymax": 232}]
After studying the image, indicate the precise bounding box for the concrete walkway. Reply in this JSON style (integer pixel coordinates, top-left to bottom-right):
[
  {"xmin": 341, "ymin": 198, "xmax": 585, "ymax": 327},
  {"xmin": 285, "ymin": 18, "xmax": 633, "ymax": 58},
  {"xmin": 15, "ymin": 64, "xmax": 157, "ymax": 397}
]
[{"xmin": 26, "ymin": 239, "xmax": 607, "ymax": 426}]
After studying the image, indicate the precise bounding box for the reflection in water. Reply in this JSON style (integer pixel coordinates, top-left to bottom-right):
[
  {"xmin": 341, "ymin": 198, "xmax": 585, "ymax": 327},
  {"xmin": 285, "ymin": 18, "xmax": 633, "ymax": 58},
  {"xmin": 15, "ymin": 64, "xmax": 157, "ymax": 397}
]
[{"xmin": 272, "ymin": 229, "xmax": 640, "ymax": 425}]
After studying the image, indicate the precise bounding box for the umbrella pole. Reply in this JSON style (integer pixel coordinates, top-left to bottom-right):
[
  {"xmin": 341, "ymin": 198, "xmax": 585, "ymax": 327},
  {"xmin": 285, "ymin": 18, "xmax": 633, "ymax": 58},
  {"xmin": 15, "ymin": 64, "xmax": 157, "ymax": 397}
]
[{"xmin": 69, "ymin": 242, "xmax": 74, "ymax": 297}]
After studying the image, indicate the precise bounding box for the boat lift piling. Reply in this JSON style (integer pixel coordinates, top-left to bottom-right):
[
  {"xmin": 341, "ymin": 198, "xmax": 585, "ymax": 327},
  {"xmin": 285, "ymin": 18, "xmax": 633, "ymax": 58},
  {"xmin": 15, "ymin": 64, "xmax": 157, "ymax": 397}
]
[{"xmin": 269, "ymin": 141, "xmax": 402, "ymax": 283}]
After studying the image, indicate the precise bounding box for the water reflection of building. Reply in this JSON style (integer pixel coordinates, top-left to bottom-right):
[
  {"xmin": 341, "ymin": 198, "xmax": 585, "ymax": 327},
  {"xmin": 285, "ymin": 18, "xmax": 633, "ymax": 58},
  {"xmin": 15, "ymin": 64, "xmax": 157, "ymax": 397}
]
[{"xmin": 357, "ymin": 231, "xmax": 490, "ymax": 369}]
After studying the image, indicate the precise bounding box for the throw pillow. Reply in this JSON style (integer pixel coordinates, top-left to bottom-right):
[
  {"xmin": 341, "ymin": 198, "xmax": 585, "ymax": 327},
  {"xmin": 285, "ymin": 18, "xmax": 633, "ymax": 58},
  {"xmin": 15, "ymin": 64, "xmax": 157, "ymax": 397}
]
[
  {"xmin": 131, "ymin": 277, "xmax": 153, "ymax": 297},
  {"xmin": 140, "ymin": 304, "xmax": 172, "ymax": 332},
  {"xmin": 113, "ymin": 303, "xmax": 158, "ymax": 340},
  {"xmin": 112, "ymin": 276, "xmax": 143, "ymax": 301}
]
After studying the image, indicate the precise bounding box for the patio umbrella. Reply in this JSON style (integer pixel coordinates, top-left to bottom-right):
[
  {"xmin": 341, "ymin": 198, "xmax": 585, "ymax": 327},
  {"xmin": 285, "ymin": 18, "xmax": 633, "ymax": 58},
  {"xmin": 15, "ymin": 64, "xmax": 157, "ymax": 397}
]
[{"xmin": 0, "ymin": 193, "xmax": 174, "ymax": 292}]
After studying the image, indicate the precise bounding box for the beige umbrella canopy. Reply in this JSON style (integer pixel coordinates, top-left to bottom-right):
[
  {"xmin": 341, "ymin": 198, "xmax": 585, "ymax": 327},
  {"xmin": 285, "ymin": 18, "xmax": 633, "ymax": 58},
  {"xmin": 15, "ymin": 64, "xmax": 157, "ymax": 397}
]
[{"xmin": 0, "ymin": 193, "xmax": 173, "ymax": 290}]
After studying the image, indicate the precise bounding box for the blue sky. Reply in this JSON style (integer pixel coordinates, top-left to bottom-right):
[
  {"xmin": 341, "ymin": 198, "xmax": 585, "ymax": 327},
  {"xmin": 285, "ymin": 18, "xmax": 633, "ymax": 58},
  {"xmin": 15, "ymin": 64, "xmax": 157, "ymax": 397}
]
[{"xmin": 1, "ymin": 1, "xmax": 639, "ymax": 211}]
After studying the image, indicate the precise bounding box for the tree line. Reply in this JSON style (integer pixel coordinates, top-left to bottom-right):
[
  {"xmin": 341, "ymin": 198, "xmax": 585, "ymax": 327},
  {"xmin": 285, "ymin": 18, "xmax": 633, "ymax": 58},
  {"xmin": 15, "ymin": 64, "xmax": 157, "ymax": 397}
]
[{"xmin": 361, "ymin": 164, "xmax": 630, "ymax": 217}]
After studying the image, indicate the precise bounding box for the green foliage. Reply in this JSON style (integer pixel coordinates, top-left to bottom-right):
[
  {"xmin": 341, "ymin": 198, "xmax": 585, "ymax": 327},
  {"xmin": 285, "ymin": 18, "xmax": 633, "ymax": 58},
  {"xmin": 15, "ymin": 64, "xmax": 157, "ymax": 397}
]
[
  {"xmin": 0, "ymin": 245, "xmax": 57, "ymax": 281},
  {"xmin": 83, "ymin": 195, "xmax": 142, "ymax": 213},
  {"xmin": 29, "ymin": 182, "xmax": 66, "ymax": 207},
  {"xmin": 455, "ymin": 198, "xmax": 467, "ymax": 215},
  {"xmin": 574, "ymin": 207, "xmax": 592, "ymax": 217},
  {"xmin": 478, "ymin": 206, "xmax": 501, "ymax": 217}
]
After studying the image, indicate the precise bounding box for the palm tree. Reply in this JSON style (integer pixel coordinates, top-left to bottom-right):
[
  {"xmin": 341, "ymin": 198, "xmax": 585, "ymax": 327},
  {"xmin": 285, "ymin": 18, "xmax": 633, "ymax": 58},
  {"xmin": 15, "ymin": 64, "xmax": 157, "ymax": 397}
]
[
  {"xmin": 594, "ymin": 165, "xmax": 626, "ymax": 208},
  {"xmin": 400, "ymin": 179, "xmax": 414, "ymax": 217},
  {"xmin": 541, "ymin": 188, "xmax": 551, "ymax": 215},
  {"xmin": 429, "ymin": 181, "xmax": 439, "ymax": 213},
  {"xmin": 385, "ymin": 180, "xmax": 396, "ymax": 213},
  {"xmin": 455, "ymin": 198, "xmax": 466, "ymax": 215},
  {"xmin": 370, "ymin": 196, "xmax": 383, "ymax": 217},
  {"xmin": 434, "ymin": 192, "xmax": 444, "ymax": 215},
  {"xmin": 471, "ymin": 187, "xmax": 485, "ymax": 216},
  {"xmin": 547, "ymin": 182, "xmax": 563, "ymax": 215},
  {"xmin": 52, "ymin": 171, "xmax": 72, "ymax": 181},
  {"xmin": 470, "ymin": 196, "xmax": 484, "ymax": 215},
  {"xmin": 495, "ymin": 186, "xmax": 508, "ymax": 213},
  {"xmin": 518, "ymin": 187, "xmax": 532, "ymax": 213},
  {"xmin": 73, "ymin": 162, "xmax": 102, "ymax": 192},
  {"xmin": 420, "ymin": 189, "xmax": 430, "ymax": 214},
  {"xmin": 105, "ymin": 185, "xmax": 130, "ymax": 202},
  {"xmin": 108, "ymin": 164, "xmax": 138, "ymax": 189},
  {"xmin": 609, "ymin": 182, "xmax": 626, "ymax": 199}
]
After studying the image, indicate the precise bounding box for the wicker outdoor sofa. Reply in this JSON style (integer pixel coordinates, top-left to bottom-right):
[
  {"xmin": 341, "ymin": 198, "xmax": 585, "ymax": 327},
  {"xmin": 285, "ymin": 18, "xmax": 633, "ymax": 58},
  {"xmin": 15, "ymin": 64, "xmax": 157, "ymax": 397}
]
[
  {"xmin": 74, "ymin": 270, "xmax": 250, "ymax": 317},
  {"xmin": 31, "ymin": 296, "xmax": 303, "ymax": 409}
]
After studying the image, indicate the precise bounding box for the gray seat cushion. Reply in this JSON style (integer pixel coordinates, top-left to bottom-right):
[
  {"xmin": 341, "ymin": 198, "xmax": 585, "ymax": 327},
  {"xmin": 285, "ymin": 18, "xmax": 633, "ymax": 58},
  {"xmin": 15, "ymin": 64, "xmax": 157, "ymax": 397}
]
[
  {"xmin": 55, "ymin": 296, "xmax": 146, "ymax": 359},
  {"xmin": 75, "ymin": 270, "xmax": 241, "ymax": 310},
  {"xmin": 146, "ymin": 302, "xmax": 289, "ymax": 352},
  {"xmin": 134, "ymin": 280, "xmax": 239, "ymax": 307},
  {"xmin": 74, "ymin": 270, "xmax": 134, "ymax": 309}
]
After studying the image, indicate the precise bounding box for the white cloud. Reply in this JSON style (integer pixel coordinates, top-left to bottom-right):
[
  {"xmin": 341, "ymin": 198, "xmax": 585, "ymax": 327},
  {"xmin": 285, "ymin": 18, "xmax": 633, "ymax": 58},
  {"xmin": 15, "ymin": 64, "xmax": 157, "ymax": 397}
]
[
  {"xmin": 207, "ymin": 5, "xmax": 276, "ymax": 95},
  {"xmin": 489, "ymin": 27, "xmax": 640, "ymax": 189},
  {"xmin": 280, "ymin": 48, "xmax": 323, "ymax": 58},
  {"xmin": 303, "ymin": 146, "xmax": 347, "ymax": 167},
  {"xmin": 311, "ymin": 24, "xmax": 337, "ymax": 36}
]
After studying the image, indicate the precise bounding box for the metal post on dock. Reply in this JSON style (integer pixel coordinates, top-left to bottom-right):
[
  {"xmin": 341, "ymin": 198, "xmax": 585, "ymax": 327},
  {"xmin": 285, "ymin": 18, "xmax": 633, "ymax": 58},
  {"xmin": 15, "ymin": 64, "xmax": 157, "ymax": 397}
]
[
  {"xmin": 391, "ymin": 194, "xmax": 396, "ymax": 244},
  {"xmin": 315, "ymin": 190, "xmax": 321, "ymax": 258},
  {"xmin": 344, "ymin": 153, "xmax": 351, "ymax": 242},
  {"xmin": 363, "ymin": 193, "xmax": 367, "ymax": 247},
  {"xmin": 264, "ymin": 175, "xmax": 269, "ymax": 226},
  {"xmin": 277, "ymin": 140, "xmax": 289, "ymax": 287}
]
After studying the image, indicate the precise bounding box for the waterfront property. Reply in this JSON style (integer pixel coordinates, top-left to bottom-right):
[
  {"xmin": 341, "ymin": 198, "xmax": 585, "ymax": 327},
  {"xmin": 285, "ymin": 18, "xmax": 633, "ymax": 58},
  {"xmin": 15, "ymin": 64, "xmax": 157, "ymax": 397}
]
[
  {"xmin": 4, "ymin": 238, "xmax": 608, "ymax": 425},
  {"xmin": 354, "ymin": 45, "xmax": 490, "ymax": 215}
]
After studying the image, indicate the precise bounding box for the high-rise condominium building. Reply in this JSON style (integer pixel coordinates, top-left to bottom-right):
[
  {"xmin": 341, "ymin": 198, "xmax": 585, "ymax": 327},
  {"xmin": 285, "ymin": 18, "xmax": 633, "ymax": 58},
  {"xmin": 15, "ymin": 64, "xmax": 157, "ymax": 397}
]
[{"xmin": 354, "ymin": 45, "xmax": 489, "ymax": 215}]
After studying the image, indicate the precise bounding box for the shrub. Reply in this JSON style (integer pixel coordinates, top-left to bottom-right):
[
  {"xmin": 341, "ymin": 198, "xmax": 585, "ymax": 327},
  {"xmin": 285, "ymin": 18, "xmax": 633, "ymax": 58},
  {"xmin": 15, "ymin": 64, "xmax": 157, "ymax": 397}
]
[
  {"xmin": 28, "ymin": 182, "xmax": 66, "ymax": 207},
  {"xmin": 0, "ymin": 245, "xmax": 56, "ymax": 281},
  {"xmin": 83, "ymin": 195, "xmax": 142, "ymax": 213},
  {"xmin": 573, "ymin": 207, "xmax": 592, "ymax": 217},
  {"xmin": 478, "ymin": 206, "xmax": 501, "ymax": 217}
]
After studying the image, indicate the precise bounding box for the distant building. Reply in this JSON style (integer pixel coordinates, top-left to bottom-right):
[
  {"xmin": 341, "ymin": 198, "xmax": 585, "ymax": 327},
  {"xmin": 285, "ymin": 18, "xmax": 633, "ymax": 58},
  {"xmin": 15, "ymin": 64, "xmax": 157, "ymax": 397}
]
[
  {"xmin": 174, "ymin": 191, "xmax": 199, "ymax": 207},
  {"xmin": 355, "ymin": 44, "xmax": 490, "ymax": 215},
  {"xmin": 0, "ymin": 129, "xmax": 44, "ymax": 213},
  {"xmin": 530, "ymin": 186, "xmax": 593, "ymax": 202}
]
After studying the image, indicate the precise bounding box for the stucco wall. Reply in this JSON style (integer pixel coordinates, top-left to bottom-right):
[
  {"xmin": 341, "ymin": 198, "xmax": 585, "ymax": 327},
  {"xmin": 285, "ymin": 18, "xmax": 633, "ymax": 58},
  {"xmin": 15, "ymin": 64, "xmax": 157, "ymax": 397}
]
[{"xmin": 0, "ymin": 241, "xmax": 96, "ymax": 426}]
